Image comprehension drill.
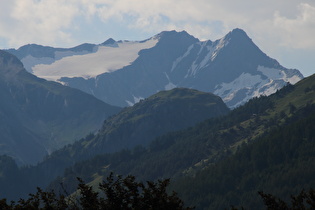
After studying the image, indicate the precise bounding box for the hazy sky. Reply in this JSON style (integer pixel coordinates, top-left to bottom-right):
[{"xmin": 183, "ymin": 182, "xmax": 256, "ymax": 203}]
[{"xmin": 0, "ymin": 0, "xmax": 314, "ymax": 76}]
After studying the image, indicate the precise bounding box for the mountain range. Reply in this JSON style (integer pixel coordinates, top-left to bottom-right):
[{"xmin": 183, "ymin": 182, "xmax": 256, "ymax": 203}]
[
  {"xmin": 0, "ymin": 50, "xmax": 121, "ymax": 165},
  {"xmin": 5, "ymin": 28, "xmax": 303, "ymax": 108},
  {"xmin": 0, "ymin": 84, "xmax": 230, "ymax": 200},
  {"xmin": 0, "ymin": 28, "xmax": 313, "ymax": 209},
  {"xmin": 1, "ymin": 69, "xmax": 314, "ymax": 208},
  {"xmin": 48, "ymin": 73, "xmax": 315, "ymax": 209}
]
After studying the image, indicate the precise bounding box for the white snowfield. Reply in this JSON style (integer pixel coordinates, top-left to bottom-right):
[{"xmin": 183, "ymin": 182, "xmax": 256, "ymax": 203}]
[
  {"xmin": 214, "ymin": 66, "xmax": 303, "ymax": 108},
  {"xmin": 29, "ymin": 38, "xmax": 158, "ymax": 81}
]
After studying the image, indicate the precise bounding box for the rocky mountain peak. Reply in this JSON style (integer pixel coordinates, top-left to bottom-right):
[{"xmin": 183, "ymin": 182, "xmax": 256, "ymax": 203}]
[
  {"xmin": 155, "ymin": 30, "xmax": 199, "ymax": 42},
  {"xmin": 3, "ymin": 29, "xmax": 304, "ymax": 108},
  {"xmin": 101, "ymin": 38, "xmax": 116, "ymax": 46}
]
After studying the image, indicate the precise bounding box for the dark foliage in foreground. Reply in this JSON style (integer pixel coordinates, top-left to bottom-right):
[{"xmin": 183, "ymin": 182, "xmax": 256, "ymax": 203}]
[
  {"xmin": 230, "ymin": 189, "xmax": 315, "ymax": 210},
  {"xmin": 258, "ymin": 189, "xmax": 315, "ymax": 210},
  {"xmin": 0, "ymin": 172, "xmax": 193, "ymax": 210}
]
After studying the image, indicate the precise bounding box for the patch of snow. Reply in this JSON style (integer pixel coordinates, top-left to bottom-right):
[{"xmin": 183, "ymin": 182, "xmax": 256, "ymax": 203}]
[
  {"xmin": 164, "ymin": 72, "xmax": 176, "ymax": 90},
  {"xmin": 257, "ymin": 66, "xmax": 284, "ymax": 80},
  {"xmin": 184, "ymin": 40, "xmax": 226, "ymax": 78},
  {"xmin": 21, "ymin": 55, "xmax": 55, "ymax": 73},
  {"xmin": 171, "ymin": 44, "xmax": 194, "ymax": 72},
  {"xmin": 165, "ymin": 83, "xmax": 176, "ymax": 90},
  {"xmin": 133, "ymin": 95, "xmax": 144, "ymax": 104},
  {"xmin": 199, "ymin": 46, "xmax": 215, "ymax": 68},
  {"xmin": 214, "ymin": 68, "xmax": 301, "ymax": 108},
  {"xmin": 214, "ymin": 73, "xmax": 266, "ymax": 108},
  {"xmin": 188, "ymin": 63, "xmax": 198, "ymax": 77},
  {"xmin": 197, "ymin": 41, "xmax": 206, "ymax": 55},
  {"xmin": 126, "ymin": 100, "xmax": 134, "ymax": 106},
  {"xmin": 21, "ymin": 50, "xmax": 95, "ymax": 73},
  {"xmin": 95, "ymin": 76, "xmax": 100, "ymax": 88},
  {"xmin": 257, "ymin": 65, "xmax": 302, "ymax": 85},
  {"xmin": 214, "ymin": 73, "xmax": 262, "ymax": 96},
  {"xmin": 185, "ymin": 43, "xmax": 215, "ymax": 78},
  {"xmin": 125, "ymin": 95, "xmax": 144, "ymax": 106},
  {"xmin": 89, "ymin": 88, "xmax": 95, "ymax": 96},
  {"xmin": 211, "ymin": 37, "xmax": 229, "ymax": 61},
  {"xmin": 257, "ymin": 80, "xmax": 284, "ymax": 96},
  {"xmin": 287, "ymin": 75, "xmax": 301, "ymax": 84},
  {"xmin": 32, "ymin": 38, "xmax": 158, "ymax": 82}
]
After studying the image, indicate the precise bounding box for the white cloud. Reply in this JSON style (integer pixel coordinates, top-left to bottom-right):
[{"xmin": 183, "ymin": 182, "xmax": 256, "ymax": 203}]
[
  {"xmin": 0, "ymin": 0, "xmax": 79, "ymax": 48},
  {"xmin": 76, "ymin": 0, "xmax": 315, "ymax": 49},
  {"xmin": 1, "ymin": 0, "xmax": 315, "ymax": 54},
  {"xmin": 272, "ymin": 3, "xmax": 315, "ymax": 49}
]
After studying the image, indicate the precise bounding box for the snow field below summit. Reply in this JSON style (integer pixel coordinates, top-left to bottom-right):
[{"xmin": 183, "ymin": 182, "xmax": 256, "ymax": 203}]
[{"xmin": 31, "ymin": 39, "xmax": 158, "ymax": 82}]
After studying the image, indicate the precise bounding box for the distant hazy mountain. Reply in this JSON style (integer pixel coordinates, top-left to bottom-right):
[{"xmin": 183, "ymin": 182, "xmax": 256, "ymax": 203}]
[
  {"xmin": 86, "ymin": 88, "xmax": 230, "ymax": 154},
  {"xmin": 0, "ymin": 87, "xmax": 229, "ymax": 200},
  {"xmin": 0, "ymin": 50, "xmax": 121, "ymax": 165},
  {"xmin": 46, "ymin": 87, "xmax": 230, "ymax": 162},
  {"xmin": 6, "ymin": 28, "xmax": 303, "ymax": 108}
]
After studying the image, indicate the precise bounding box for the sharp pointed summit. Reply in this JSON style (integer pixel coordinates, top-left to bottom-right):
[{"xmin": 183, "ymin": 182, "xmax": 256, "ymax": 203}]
[
  {"xmin": 228, "ymin": 28, "xmax": 249, "ymax": 38},
  {"xmin": 101, "ymin": 38, "xmax": 116, "ymax": 46}
]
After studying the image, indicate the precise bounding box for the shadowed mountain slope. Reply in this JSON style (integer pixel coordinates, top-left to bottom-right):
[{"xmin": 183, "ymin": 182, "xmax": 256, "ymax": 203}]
[{"xmin": 0, "ymin": 50, "xmax": 121, "ymax": 165}]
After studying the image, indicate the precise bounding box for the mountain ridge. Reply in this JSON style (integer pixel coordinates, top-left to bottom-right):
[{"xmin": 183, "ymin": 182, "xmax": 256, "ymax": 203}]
[
  {"xmin": 0, "ymin": 86, "xmax": 230, "ymax": 200},
  {"xmin": 4, "ymin": 28, "xmax": 303, "ymax": 108},
  {"xmin": 38, "ymin": 73, "xmax": 315, "ymax": 207},
  {"xmin": 50, "ymin": 87, "xmax": 230, "ymax": 162},
  {"xmin": 0, "ymin": 72, "xmax": 314, "ymax": 202},
  {"xmin": 49, "ymin": 73, "xmax": 315, "ymax": 209},
  {"xmin": 0, "ymin": 50, "xmax": 121, "ymax": 165}
]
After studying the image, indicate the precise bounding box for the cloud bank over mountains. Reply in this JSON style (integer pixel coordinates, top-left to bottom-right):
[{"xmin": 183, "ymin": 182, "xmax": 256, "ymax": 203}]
[
  {"xmin": 0, "ymin": 0, "xmax": 314, "ymax": 75},
  {"xmin": 0, "ymin": 0, "xmax": 314, "ymax": 47}
]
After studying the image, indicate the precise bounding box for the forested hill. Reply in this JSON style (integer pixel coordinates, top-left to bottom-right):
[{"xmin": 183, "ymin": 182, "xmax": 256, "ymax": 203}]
[
  {"xmin": 1, "ymin": 72, "xmax": 314, "ymax": 206},
  {"xmin": 173, "ymin": 89, "xmax": 315, "ymax": 209},
  {"xmin": 87, "ymin": 88, "xmax": 230, "ymax": 154},
  {"xmin": 46, "ymin": 88, "xmax": 230, "ymax": 161},
  {"xmin": 0, "ymin": 87, "xmax": 229, "ymax": 200},
  {"xmin": 46, "ymin": 74, "xmax": 315, "ymax": 209}
]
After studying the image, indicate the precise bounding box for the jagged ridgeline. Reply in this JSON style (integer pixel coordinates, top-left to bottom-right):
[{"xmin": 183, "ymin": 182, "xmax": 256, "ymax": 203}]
[
  {"xmin": 0, "ymin": 50, "xmax": 121, "ymax": 165},
  {"xmin": 6, "ymin": 29, "xmax": 303, "ymax": 108}
]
